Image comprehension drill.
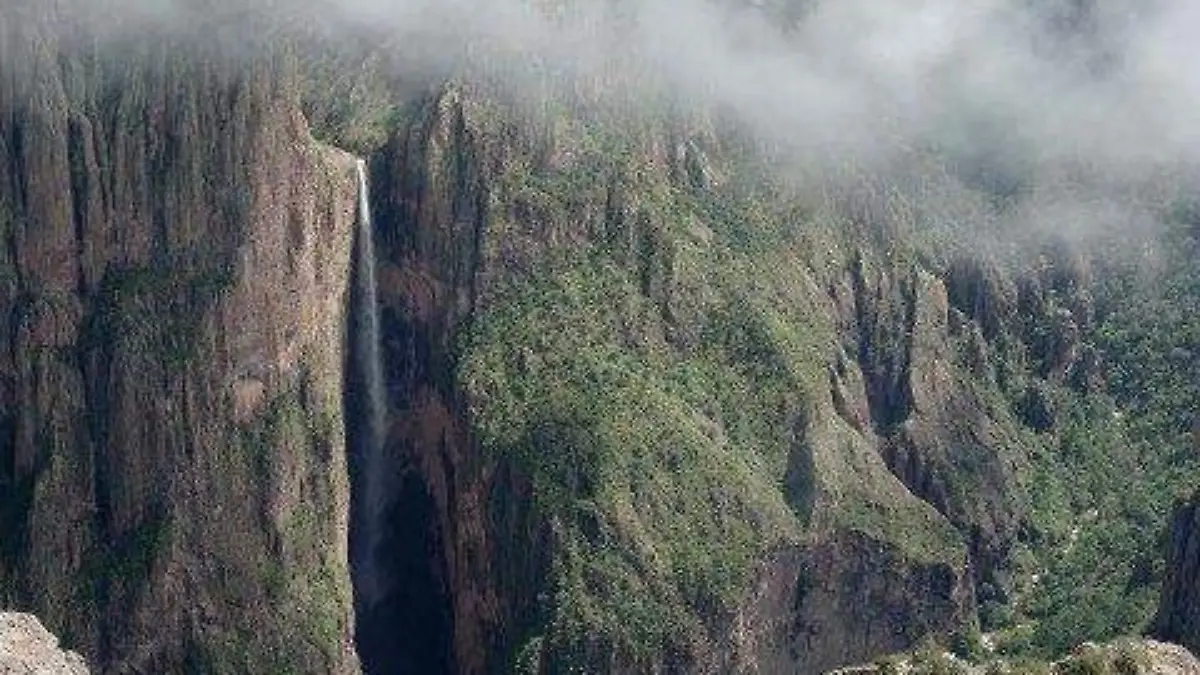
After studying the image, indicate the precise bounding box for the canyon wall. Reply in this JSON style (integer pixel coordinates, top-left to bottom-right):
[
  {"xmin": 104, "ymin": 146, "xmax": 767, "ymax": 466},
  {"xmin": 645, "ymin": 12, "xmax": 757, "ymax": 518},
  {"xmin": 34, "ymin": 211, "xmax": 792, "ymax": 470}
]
[
  {"xmin": 0, "ymin": 7, "xmax": 360, "ymax": 672},
  {"xmin": 358, "ymin": 84, "xmax": 988, "ymax": 674},
  {"xmin": 1, "ymin": 5, "xmax": 1192, "ymax": 674}
]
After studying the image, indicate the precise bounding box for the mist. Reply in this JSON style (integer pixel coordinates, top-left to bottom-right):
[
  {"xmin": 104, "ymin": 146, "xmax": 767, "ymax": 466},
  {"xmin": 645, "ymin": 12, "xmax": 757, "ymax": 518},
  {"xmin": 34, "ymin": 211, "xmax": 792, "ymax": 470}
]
[
  {"xmin": 345, "ymin": 0, "xmax": 1200, "ymax": 242},
  {"xmin": 27, "ymin": 0, "xmax": 1200, "ymax": 240},
  {"xmin": 322, "ymin": 0, "xmax": 1200, "ymax": 163}
]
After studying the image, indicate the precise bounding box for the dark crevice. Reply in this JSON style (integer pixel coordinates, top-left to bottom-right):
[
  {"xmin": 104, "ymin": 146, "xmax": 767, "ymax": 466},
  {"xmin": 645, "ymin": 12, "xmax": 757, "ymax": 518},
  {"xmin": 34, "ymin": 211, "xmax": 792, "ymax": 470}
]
[
  {"xmin": 67, "ymin": 116, "xmax": 90, "ymax": 297},
  {"xmin": 0, "ymin": 412, "xmax": 22, "ymax": 593},
  {"xmin": 849, "ymin": 257, "xmax": 915, "ymax": 432},
  {"xmin": 77, "ymin": 273, "xmax": 117, "ymax": 665},
  {"xmin": 352, "ymin": 465, "xmax": 452, "ymax": 675}
]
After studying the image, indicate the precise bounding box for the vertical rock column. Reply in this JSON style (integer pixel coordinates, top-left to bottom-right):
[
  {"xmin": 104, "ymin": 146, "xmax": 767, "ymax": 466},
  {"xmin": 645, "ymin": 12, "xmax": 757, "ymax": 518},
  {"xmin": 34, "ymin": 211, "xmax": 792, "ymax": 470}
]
[
  {"xmin": 0, "ymin": 16, "xmax": 363, "ymax": 672},
  {"xmin": 1154, "ymin": 493, "xmax": 1200, "ymax": 654}
]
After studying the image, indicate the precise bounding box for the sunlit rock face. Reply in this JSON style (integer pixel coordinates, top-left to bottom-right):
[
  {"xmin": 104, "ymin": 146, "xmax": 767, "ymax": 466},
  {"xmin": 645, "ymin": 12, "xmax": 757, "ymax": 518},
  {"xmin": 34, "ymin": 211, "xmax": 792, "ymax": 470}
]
[{"xmin": 0, "ymin": 6, "xmax": 360, "ymax": 672}]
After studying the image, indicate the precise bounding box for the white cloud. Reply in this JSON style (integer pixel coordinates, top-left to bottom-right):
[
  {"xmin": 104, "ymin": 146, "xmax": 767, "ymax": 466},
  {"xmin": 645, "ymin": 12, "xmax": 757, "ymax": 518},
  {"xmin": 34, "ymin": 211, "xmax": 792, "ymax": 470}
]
[{"xmin": 25, "ymin": 0, "xmax": 1200, "ymax": 236}]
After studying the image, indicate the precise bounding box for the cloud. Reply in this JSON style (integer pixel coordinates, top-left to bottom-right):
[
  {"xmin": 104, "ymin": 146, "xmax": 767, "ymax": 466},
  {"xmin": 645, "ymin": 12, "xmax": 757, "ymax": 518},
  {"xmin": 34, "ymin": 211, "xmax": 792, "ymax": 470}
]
[{"xmin": 26, "ymin": 0, "xmax": 1200, "ymax": 236}]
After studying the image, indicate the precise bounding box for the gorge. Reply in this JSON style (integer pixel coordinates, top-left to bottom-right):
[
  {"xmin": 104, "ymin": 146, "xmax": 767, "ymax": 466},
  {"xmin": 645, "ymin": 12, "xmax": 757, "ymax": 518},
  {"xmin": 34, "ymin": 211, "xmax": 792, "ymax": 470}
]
[{"xmin": 1, "ymin": 0, "xmax": 1198, "ymax": 674}]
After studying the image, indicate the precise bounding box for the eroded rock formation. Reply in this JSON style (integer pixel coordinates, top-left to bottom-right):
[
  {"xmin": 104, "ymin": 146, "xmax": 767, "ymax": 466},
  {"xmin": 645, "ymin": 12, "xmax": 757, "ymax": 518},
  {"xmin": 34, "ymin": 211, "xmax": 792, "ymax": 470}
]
[
  {"xmin": 356, "ymin": 84, "xmax": 977, "ymax": 674},
  {"xmin": 1, "ymin": 4, "xmax": 1193, "ymax": 674}
]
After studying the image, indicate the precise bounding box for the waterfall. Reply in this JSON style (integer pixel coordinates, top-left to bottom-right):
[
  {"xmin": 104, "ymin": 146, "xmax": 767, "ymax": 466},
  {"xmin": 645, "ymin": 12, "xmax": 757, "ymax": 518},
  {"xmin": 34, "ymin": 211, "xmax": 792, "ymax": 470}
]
[
  {"xmin": 347, "ymin": 158, "xmax": 455, "ymax": 674},
  {"xmin": 354, "ymin": 158, "xmax": 387, "ymax": 609}
]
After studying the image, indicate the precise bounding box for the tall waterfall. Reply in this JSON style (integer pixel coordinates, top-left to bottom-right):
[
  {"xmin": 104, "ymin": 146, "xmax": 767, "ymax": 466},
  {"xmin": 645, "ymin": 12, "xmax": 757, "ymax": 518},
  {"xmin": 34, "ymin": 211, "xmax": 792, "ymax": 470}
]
[
  {"xmin": 354, "ymin": 158, "xmax": 387, "ymax": 608},
  {"xmin": 348, "ymin": 159, "xmax": 454, "ymax": 673}
]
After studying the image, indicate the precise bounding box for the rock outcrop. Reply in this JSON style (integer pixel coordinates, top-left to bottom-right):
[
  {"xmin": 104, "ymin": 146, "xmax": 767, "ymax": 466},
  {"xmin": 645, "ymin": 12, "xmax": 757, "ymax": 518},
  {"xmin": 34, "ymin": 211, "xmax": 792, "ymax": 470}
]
[
  {"xmin": 1154, "ymin": 493, "xmax": 1200, "ymax": 655},
  {"xmin": 0, "ymin": 613, "xmax": 88, "ymax": 675},
  {"xmin": 828, "ymin": 256, "xmax": 1028, "ymax": 609},
  {"xmin": 739, "ymin": 534, "xmax": 971, "ymax": 674}
]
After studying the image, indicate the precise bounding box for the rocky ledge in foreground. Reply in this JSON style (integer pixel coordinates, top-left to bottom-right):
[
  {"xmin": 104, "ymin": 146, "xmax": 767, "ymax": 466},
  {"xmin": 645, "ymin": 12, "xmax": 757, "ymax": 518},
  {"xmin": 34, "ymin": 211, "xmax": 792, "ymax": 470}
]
[{"xmin": 0, "ymin": 614, "xmax": 88, "ymax": 674}]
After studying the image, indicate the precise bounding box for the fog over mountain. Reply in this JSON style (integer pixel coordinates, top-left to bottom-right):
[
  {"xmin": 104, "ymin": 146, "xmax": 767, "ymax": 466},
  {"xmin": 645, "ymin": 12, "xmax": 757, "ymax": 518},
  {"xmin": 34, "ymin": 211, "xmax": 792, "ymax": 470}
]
[
  {"xmin": 41, "ymin": 0, "xmax": 1198, "ymax": 244},
  {"xmin": 41, "ymin": 0, "xmax": 1200, "ymax": 161}
]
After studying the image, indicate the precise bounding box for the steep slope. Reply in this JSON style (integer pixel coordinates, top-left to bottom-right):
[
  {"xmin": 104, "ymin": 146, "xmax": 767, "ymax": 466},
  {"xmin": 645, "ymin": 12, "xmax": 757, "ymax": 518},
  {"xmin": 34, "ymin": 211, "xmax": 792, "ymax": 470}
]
[
  {"xmin": 2, "ymin": 2, "xmax": 1197, "ymax": 673},
  {"xmin": 0, "ymin": 8, "xmax": 360, "ymax": 673},
  {"xmin": 354, "ymin": 83, "xmax": 991, "ymax": 673},
  {"xmin": 354, "ymin": 76, "xmax": 1199, "ymax": 671}
]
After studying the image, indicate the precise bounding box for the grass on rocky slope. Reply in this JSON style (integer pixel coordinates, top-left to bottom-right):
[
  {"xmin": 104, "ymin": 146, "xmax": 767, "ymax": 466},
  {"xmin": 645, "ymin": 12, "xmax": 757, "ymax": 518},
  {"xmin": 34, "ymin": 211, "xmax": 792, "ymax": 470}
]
[
  {"xmin": 903, "ymin": 196, "xmax": 1200, "ymax": 656},
  {"xmin": 455, "ymin": 102, "xmax": 967, "ymax": 667},
  {"xmin": 1008, "ymin": 217, "xmax": 1199, "ymax": 656},
  {"xmin": 290, "ymin": 40, "xmax": 1197, "ymax": 661},
  {"xmin": 458, "ymin": 236, "xmax": 808, "ymax": 665}
]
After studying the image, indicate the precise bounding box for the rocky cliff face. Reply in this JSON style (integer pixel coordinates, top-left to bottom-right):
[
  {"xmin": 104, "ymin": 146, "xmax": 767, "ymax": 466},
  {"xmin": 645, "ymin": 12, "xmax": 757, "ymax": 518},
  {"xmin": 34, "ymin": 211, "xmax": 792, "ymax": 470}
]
[
  {"xmin": 828, "ymin": 255, "xmax": 1028, "ymax": 609},
  {"xmin": 1154, "ymin": 493, "xmax": 1200, "ymax": 655},
  {"xmin": 353, "ymin": 77, "xmax": 1187, "ymax": 672},
  {"xmin": 352, "ymin": 84, "xmax": 979, "ymax": 674},
  {"xmin": 0, "ymin": 8, "xmax": 360, "ymax": 673}
]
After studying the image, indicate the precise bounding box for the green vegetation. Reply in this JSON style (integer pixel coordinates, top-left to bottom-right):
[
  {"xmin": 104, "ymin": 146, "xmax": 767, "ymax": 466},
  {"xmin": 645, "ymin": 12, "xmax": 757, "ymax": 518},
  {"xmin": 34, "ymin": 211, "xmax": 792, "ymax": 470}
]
[
  {"xmin": 865, "ymin": 638, "xmax": 1160, "ymax": 675},
  {"xmin": 82, "ymin": 261, "xmax": 234, "ymax": 370},
  {"xmin": 1094, "ymin": 216, "xmax": 1198, "ymax": 467},
  {"xmin": 456, "ymin": 100, "xmax": 969, "ymax": 668},
  {"xmin": 295, "ymin": 45, "xmax": 400, "ymax": 154},
  {"xmin": 461, "ymin": 252, "xmax": 803, "ymax": 663},
  {"xmin": 1011, "ymin": 389, "xmax": 1161, "ymax": 654},
  {"xmin": 458, "ymin": 94, "xmax": 1200, "ymax": 664},
  {"xmin": 233, "ymin": 386, "xmax": 349, "ymax": 669},
  {"xmin": 73, "ymin": 513, "xmax": 173, "ymax": 628},
  {"xmin": 992, "ymin": 216, "xmax": 1200, "ymax": 656}
]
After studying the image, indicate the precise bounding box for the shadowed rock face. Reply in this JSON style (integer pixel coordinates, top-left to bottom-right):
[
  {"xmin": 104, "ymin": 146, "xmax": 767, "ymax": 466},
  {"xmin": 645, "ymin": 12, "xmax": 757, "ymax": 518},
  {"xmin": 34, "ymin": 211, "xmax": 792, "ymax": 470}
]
[
  {"xmin": 0, "ymin": 8, "xmax": 360, "ymax": 673},
  {"xmin": 731, "ymin": 535, "xmax": 971, "ymax": 675},
  {"xmin": 0, "ymin": 613, "xmax": 89, "ymax": 675},
  {"xmin": 357, "ymin": 89, "xmax": 548, "ymax": 675},
  {"xmin": 1155, "ymin": 493, "xmax": 1200, "ymax": 655}
]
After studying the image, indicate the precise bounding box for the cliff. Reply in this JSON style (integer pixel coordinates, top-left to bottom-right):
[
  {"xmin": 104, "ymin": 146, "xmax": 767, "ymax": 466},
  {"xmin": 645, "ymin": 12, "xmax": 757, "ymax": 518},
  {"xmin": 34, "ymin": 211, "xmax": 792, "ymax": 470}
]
[
  {"xmin": 354, "ymin": 83, "xmax": 1025, "ymax": 673},
  {"xmin": 0, "ymin": 7, "xmax": 360, "ymax": 672},
  {"xmin": 355, "ymin": 77, "xmax": 1196, "ymax": 671},
  {"xmin": 1154, "ymin": 493, "xmax": 1200, "ymax": 655}
]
